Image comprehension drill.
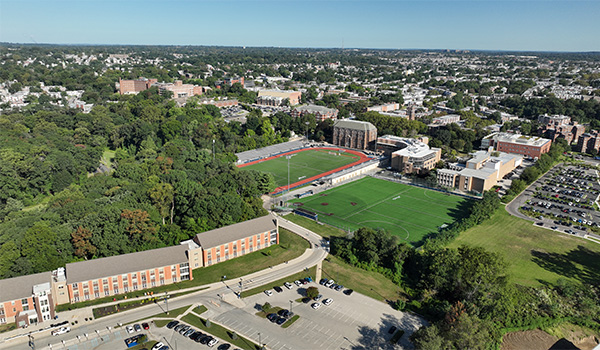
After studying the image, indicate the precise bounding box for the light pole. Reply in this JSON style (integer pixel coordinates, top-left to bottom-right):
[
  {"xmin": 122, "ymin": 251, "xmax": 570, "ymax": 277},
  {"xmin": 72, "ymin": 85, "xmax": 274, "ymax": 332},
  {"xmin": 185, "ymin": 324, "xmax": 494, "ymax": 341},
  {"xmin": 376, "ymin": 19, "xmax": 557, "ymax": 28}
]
[
  {"xmin": 286, "ymin": 154, "xmax": 296, "ymax": 207},
  {"xmin": 289, "ymin": 300, "xmax": 293, "ymax": 313},
  {"xmin": 258, "ymin": 332, "xmax": 261, "ymax": 347},
  {"xmin": 165, "ymin": 292, "xmax": 169, "ymax": 315},
  {"xmin": 305, "ymin": 121, "xmax": 310, "ymax": 141},
  {"xmin": 162, "ymin": 336, "xmax": 175, "ymax": 350},
  {"xmin": 212, "ymin": 139, "xmax": 215, "ymax": 162}
]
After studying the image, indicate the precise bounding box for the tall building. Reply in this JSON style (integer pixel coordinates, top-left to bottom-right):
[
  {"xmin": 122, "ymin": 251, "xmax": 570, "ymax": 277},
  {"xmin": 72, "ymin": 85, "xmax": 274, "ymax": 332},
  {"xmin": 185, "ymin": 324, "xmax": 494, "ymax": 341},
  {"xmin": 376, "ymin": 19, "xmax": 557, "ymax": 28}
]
[
  {"xmin": 577, "ymin": 131, "xmax": 600, "ymax": 153},
  {"xmin": 332, "ymin": 120, "xmax": 377, "ymax": 150},
  {"xmin": 0, "ymin": 272, "xmax": 55, "ymax": 327},
  {"xmin": 538, "ymin": 114, "xmax": 585, "ymax": 144},
  {"xmin": 155, "ymin": 80, "xmax": 203, "ymax": 99}
]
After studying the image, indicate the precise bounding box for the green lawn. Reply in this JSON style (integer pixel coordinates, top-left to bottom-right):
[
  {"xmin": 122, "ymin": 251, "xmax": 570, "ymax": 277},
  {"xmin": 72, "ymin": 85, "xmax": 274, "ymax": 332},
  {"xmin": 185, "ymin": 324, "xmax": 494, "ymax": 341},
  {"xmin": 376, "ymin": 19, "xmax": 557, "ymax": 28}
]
[
  {"xmin": 291, "ymin": 177, "xmax": 473, "ymax": 246},
  {"xmin": 190, "ymin": 228, "xmax": 310, "ymax": 286},
  {"xmin": 241, "ymin": 149, "xmax": 361, "ymax": 188},
  {"xmin": 181, "ymin": 314, "xmax": 260, "ymax": 350},
  {"xmin": 321, "ymin": 255, "xmax": 404, "ymax": 302},
  {"xmin": 449, "ymin": 209, "xmax": 600, "ymax": 286}
]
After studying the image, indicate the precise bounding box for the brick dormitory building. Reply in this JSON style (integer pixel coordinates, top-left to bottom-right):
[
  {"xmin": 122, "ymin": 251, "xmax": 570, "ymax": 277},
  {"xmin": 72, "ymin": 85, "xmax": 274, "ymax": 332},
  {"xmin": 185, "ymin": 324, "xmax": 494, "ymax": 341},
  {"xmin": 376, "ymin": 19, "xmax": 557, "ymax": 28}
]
[{"xmin": 0, "ymin": 215, "xmax": 279, "ymax": 327}]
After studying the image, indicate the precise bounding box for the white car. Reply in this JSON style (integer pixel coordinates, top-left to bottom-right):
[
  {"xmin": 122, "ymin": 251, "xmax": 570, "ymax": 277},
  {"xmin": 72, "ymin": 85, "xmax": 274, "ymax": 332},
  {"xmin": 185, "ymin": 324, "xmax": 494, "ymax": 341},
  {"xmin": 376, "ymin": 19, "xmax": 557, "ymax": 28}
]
[
  {"xmin": 264, "ymin": 290, "xmax": 273, "ymax": 297},
  {"xmin": 208, "ymin": 338, "xmax": 219, "ymax": 347},
  {"xmin": 126, "ymin": 325, "xmax": 134, "ymax": 333},
  {"xmin": 325, "ymin": 280, "xmax": 335, "ymax": 288},
  {"xmin": 52, "ymin": 327, "xmax": 71, "ymax": 336},
  {"xmin": 294, "ymin": 280, "xmax": 302, "ymax": 286},
  {"xmin": 323, "ymin": 298, "xmax": 333, "ymax": 306},
  {"xmin": 152, "ymin": 342, "xmax": 165, "ymax": 350},
  {"xmin": 284, "ymin": 282, "xmax": 293, "ymax": 289},
  {"xmin": 311, "ymin": 302, "xmax": 322, "ymax": 310}
]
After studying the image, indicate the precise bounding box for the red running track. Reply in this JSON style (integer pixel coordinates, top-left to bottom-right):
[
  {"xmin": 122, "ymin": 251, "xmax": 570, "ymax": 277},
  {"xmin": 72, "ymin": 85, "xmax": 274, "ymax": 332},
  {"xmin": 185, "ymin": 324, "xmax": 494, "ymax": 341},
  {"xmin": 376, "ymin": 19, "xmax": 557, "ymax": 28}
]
[{"xmin": 237, "ymin": 147, "xmax": 372, "ymax": 194}]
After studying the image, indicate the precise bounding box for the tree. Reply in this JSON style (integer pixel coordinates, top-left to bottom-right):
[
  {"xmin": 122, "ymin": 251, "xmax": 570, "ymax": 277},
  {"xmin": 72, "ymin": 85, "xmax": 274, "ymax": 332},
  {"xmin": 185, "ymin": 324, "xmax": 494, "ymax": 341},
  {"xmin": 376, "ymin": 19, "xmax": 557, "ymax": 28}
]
[
  {"xmin": 306, "ymin": 286, "xmax": 319, "ymax": 299},
  {"xmin": 149, "ymin": 182, "xmax": 175, "ymax": 225},
  {"xmin": 71, "ymin": 226, "xmax": 97, "ymax": 259},
  {"xmin": 121, "ymin": 209, "xmax": 158, "ymax": 245},
  {"xmin": 261, "ymin": 302, "xmax": 272, "ymax": 312}
]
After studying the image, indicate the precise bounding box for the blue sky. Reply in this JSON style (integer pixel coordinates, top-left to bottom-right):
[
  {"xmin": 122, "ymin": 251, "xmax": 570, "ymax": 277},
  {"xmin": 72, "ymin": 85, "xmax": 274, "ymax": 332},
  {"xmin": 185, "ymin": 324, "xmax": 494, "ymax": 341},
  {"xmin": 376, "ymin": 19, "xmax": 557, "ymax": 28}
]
[{"xmin": 1, "ymin": 0, "xmax": 599, "ymax": 51}]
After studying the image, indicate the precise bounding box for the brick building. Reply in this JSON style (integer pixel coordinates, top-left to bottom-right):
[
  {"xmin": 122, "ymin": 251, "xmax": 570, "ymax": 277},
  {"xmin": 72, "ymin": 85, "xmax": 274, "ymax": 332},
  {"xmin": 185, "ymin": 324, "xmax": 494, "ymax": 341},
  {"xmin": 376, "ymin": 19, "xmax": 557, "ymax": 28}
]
[
  {"xmin": 64, "ymin": 245, "xmax": 191, "ymax": 304},
  {"xmin": 291, "ymin": 104, "xmax": 338, "ymax": 122},
  {"xmin": 185, "ymin": 215, "xmax": 279, "ymax": 268},
  {"xmin": 216, "ymin": 76, "xmax": 245, "ymax": 88},
  {"xmin": 332, "ymin": 120, "xmax": 377, "ymax": 150},
  {"xmin": 482, "ymin": 132, "xmax": 552, "ymax": 159},
  {"xmin": 577, "ymin": 131, "xmax": 600, "ymax": 154},
  {"xmin": 0, "ymin": 272, "xmax": 55, "ymax": 327},
  {"xmin": 538, "ymin": 114, "xmax": 585, "ymax": 144},
  {"xmin": 118, "ymin": 78, "xmax": 157, "ymax": 95},
  {"xmin": 156, "ymin": 80, "xmax": 203, "ymax": 99},
  {"xmin": 384, "ymin": 136, "xmax": 441, "ymax": 174}
]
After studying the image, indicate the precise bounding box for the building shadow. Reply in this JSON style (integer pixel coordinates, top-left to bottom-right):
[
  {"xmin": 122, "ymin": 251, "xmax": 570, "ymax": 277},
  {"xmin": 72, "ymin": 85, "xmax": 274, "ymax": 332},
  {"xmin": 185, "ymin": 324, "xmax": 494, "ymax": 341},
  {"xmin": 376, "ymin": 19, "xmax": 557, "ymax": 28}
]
[{"xmin": 531, "ymin": 245, "xmax": 600, "ymax": 285}]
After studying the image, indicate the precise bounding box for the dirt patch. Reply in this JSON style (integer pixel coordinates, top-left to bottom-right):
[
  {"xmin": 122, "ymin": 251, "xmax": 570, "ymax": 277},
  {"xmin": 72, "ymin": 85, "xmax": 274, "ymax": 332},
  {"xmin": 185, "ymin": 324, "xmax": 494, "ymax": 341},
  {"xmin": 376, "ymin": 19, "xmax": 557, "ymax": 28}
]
[
  {"xmin": 321, "ymin": 202, "xmax": 329, "ymax": 206},
  {"xmin": 350, "ymin": 202, "xmax": 357, "ymax": 206},
  {"xmin": 501, "ymin": 329, "xmax": 557, "ymax": 350}
]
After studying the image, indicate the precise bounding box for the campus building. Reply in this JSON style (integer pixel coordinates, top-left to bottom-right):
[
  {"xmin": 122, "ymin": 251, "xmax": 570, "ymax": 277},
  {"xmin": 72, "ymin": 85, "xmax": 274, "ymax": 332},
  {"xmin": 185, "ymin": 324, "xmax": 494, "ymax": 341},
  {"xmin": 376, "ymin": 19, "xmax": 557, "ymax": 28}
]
[
  {"xmin": 332, "ymin": 119, "xmax": 377, "ymax": 150},
  {"xmin": 64, "ymin": 245, "xmax": 191, "ymax": 304},
  {"xmin": 367, "ymin": 103, "xmax": 400, "ymax": 113},
  {"xmin": 430, "ymin": 114, "xmax": 461, "ymax": 126},
  {"xmin": 155, "ymin": 80, "xmax": 203, "ymax": 99},
  {"xmin": 118, "ymin": 78, "xmax": 157, "ymax": 95},
  {"xmin": 0, "ymin": 272, "xmax": 55, "ymax": 327},
  {"xmin": 0, "ymin": 215, "xmax": 280, "ymax": 325},
  {"xmin": 437, "ymin": 151, "xmax": 522, "ymax": 193},
  {"xmin": 216, "ymin": 76, "xmax": 245, "ymax": 89},
  {"xmin": 379, "ymin": 135, "xmax": 441, "ymax": 174},
  {"xmin": 257, "ymin": 90, "xmax": 302, "ymax": 106},
  {"xmin": 481, "ymin": 132, "xmax": 552, "ymax": 159},
  {"xmin": 184, "ymin": 214, "xmax": 279, "ymax": 268},
  {"xmin": 538, "ymin": 114, "xmax": 585, "ymax": 144},
  {"xmin": 577, "ymin": 131, "xmax": 600, "ymax": 154},
  {"xmin": 291, "ymin": 104, "xmax": 338, "ymax": 121}
]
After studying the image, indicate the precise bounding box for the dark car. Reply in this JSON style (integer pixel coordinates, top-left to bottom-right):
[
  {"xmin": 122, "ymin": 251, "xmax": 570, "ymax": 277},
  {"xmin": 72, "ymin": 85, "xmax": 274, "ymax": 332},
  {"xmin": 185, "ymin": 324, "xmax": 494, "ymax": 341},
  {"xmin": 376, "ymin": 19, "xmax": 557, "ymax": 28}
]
[
  {"xmin": 319, "ymin": 278, "xmax": 328, "ymax": 285},
  {"xmin": 218, "ymin": 344, "xmax": 231, "ymax": 350},
  {"xmin": 173, "ymin": 324, "xmax": 184, "ymax": 332},
  {"xmin": 273, "ymin": 286, "xmax": 283, "ymax": 293},
  {"xmin": 388, "ymin": 326, "xmax": 397, "ymax": 334},
  {"xmin": 276, "ymin": 317, "xmax": 286, "ymax": 325},
  {"xmin": 344, "ymin": 289, "xmax": 354, "ymax": 296},
  {"xmin": 200, "ymin": 336, "xmax": 212, "ymax": 345},
  {"xmin": 335, "ymin": 284, "xmax": 344, "ymax": 291},
  {"xmin": 166, "ymin": 320, "xmax": 179, "ymax": 329},
  {"xmin": 142, "ymin": 322, "xmax": 150, "ymax": 330},
  {"xmin": 267, "ymin": 313, "xmax": 278, "ymax": 322},
  {"xmin": 184, "ymin": 328, "xmax": 195, "ymax": 337},
  {"xmin": 190, "ymin": 332, "xmax": 202, "ymax": 341}
]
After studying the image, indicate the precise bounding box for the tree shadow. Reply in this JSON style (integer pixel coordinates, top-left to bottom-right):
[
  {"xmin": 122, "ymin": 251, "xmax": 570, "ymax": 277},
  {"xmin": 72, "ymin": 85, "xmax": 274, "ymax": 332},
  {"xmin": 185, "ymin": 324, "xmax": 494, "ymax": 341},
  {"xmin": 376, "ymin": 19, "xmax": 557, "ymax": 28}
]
[
  {"xmin": 531, "ymin": 245, "xmax": 600, "ymax": 285},
  {"xmin": 349, "ymin": 312, "xmax": 427, "ymax": 350},
  {"xmin": 446, "ymin": 198, "xmax": 475, "ymax": 222}
]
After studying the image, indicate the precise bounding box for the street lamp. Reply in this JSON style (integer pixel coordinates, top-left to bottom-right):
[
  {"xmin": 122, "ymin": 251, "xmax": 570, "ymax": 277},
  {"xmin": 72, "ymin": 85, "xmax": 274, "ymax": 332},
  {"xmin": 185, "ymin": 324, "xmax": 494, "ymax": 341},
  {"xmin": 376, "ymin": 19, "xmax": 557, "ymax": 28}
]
[
  {"xmin": 212, "ymin": 139, "xmax": 216, "ymax": 162},
  {"xmin": 165, "ymin": 292, "xmax": 169, "ymax": 315},
  {"xmin": 286, "ymin": 154, "xmax": 296, "ymax": 207},
  {"xmin": 289, "ymin": 300, "xmax": 293, "ymax": 313}
]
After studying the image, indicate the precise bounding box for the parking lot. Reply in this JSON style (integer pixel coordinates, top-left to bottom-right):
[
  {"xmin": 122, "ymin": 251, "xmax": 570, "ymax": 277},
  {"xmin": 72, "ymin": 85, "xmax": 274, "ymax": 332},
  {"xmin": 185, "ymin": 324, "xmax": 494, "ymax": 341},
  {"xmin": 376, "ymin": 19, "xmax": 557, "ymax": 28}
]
[
  {"xmin": 518, "ymin": 164, "xmax": 600, "ymax": 236},
  {"xmin": 210, "ymin": 279, "xmax": 425, "ymax": 350}
]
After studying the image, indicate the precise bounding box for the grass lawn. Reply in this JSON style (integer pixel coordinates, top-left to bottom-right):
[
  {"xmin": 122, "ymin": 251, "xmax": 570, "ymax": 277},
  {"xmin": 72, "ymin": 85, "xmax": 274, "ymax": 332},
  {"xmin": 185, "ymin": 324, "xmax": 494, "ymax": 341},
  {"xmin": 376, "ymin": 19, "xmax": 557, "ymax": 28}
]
[
  {"xmin": 321, "ymin": 255, "xmax": 404, "ymax": 302},
  {"xmin": 241, "ymin": 266, "xmax": 317, "ymax": 298},
  {"xmin": 195, "ymin": 305, "xmax": 208, "ymax": 315},
  {"xmin": 0, "ymin": 323, "xmax": 16, "ymax": 334},
  {"xmin": 181, "ymin": 314, "xmax": 260, "ymax": 350},
  {"xmin": 449, "ymin": 209, "xmax": 600, "ymax": 286},
  {"xmin": 191, "ymin": 228, "xmax": 309, "ymax": 286},
  {"xmin": 255, "ymin": 306, "xmax": 283, "ymax": 318},
  {"xmin": 291, "ymin": 177, "xmax": 472, "ymax": 246},
  {"xmin": 241, "ymin": 148, "xmax": 362, "ymax": 188},
  {"xmin": 154, "ymin": 319, "xmax": 170, "ymax": 328},
  {"xmin": 282, "ymin": 315, "xmax": 300, "ymax": 328},
  {"xmin": 284, "ymin": 213, "xmax": 348, "ymax": 239}
]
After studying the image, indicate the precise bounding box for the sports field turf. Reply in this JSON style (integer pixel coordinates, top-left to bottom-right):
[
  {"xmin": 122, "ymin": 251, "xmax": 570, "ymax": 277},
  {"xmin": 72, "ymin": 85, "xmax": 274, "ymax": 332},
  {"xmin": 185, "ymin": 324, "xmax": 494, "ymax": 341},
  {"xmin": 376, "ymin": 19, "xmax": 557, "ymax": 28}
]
[
  {"xmin": 291, "ymin": 177, "xmax": 473, "ymax": 246},
  {"xmin": 240, "ymin": 148, "xmax": 363, "ymax": 188},
  {"xmin": 449, "ymin": 209, "xmax": 600, "ymax": 286}
]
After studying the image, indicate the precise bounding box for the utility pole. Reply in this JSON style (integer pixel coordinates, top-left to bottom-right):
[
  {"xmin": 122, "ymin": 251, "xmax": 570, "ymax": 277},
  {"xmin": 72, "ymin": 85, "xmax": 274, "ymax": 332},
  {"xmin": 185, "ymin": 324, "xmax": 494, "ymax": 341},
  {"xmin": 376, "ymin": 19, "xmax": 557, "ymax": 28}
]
[{"xmin": 165, "ymin": 292, "xmax": 169, "ymax": 315}]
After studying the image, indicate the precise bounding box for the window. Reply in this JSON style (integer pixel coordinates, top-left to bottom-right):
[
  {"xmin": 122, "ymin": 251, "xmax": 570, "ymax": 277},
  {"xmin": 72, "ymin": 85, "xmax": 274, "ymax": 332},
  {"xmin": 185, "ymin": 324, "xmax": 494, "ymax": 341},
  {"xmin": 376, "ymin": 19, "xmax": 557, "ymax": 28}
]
[{"xmin": 104, "ymin": 290, "xmax": 110, "ymax": 296}]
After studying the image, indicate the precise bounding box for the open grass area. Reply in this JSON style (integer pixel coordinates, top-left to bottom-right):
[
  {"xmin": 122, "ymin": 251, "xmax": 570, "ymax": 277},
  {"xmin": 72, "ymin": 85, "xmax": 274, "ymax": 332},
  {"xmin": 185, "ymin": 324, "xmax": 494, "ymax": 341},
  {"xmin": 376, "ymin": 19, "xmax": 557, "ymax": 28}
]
[
  {"xmin": 181, "ymin": 313, "xmax": 260, "ymax": 350},
  {"xmin": 291, "ymin": 177, "xmax": 473, "ymax": 246},
  {"xmin": 449, "ymin": 209, "xmax": 600, "ymax": 286},
  {"xmin": 154, "ymin": 319, "xmax": 170, "ymax": 328},
  {"xmin": 191, "ymin": 228, "xmax": 309, "ymax": 286},
  {"xmin": 321, "ymin": 255, "xmax": 404, "ymax": 302},
  {"xmin": 284, "ymin": 213, "xmax": 348, "ymax": 239},
  {"xmin": 195, "ymin": 305, "xmax": 208, "ymax": 315},
  {"xmin": 241, "ymin": 148, "xmax": 362, "ymax": 188},
  {"xmin": 241, "ymin": 266, "xmax": 317, "ymax": 298}
]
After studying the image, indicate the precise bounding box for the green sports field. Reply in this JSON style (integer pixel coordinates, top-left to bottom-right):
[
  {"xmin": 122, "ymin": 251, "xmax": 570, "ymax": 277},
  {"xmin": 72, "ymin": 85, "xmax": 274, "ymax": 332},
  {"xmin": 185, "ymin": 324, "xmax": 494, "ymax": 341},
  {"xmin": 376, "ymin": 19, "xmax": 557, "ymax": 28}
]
[
  {"xmin": 290, "ymin": 177, "xmax": 473, "ymax": 246},
  {"xmin": 241, "ymin": 149, "xmax": 362, "ymax": 188}
]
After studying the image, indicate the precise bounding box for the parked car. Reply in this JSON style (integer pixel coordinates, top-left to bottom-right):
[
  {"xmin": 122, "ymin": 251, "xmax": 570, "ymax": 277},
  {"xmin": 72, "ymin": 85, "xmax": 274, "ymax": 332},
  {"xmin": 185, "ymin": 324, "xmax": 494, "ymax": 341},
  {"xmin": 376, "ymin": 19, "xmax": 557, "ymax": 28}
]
[
  {"xmin": 208, "ymin": 337, "xmax": 219, "ymax": 347},
  {"xmin": 142, "ymin": 322, "xmax": 150, "ymax": 330},
  {"xmin": 276, "ymin": 317, "xmax": 286, "ymax": 325},
  {"xmin": 319, "ymin": 278, "xmax": 328, "ymax": 285},
  {"xmin": 294, "ymin": 280, "xmax": 302, "ymax": 286},
  {"xmin": 184, "ymin": 328, "xmax": 195, "ymax": 337},
  {"xmin": 264, "ymin": 290, "xmax": 273, "ymax": 297},
  {"xmin": 134, "ymin": 324, "xmax": 142, "ymax": 332},
  {"xmin": 344, "ymin": 289, "xmax": 354, "ymax": 296},
  {"xmin": 273, "ymin": 286, "xmax": 283, "ymax": 293},
  {"xmin": 311, "ymin": 302, "xmax": 322, "ymax": 310},
  {"xmin": 284, "ymin": 282, "xmax": 293, "ymax": 289},
  {"xmin": 166, "ymin": 321, "xmax": 179, "ymax": 329},
  {"xmin": 126, "ymin": 325, "xmax": 135, "ymax": 334},
  {"xmin": 52, "ymin": 327, "xmax": 71, "ymax": 336},
  {"xmin": 151, "ymin": 342, "xmax": 165, "ymax": 350},
  {"xmin": 325, "ymin": 280, "xmax": 335, "ymax": 288},
  {"xmin": 323, "ymin": 298, "xmax": 333, "ymax": 306},
  {"xmin": 389, "ymin": 326, "xmax": 397, "ymax": 334},
  {"xmin": 313, "ymin": 294, "xmax": 323, "ymax": 301}
]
